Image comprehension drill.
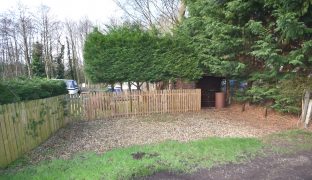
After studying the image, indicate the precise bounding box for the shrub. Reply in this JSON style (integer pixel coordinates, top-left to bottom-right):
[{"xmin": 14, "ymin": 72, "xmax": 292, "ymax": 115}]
[
  {"xmin": 0, "ymin": 78, "xmax": 67, "ymax": 105},
  {"xmin": 272, "ymin": 77, "xmax": 312, "ymax": 114},
  {"xmin": 233, "ymin": 77, "xmax": 312, "ymax": 114}
]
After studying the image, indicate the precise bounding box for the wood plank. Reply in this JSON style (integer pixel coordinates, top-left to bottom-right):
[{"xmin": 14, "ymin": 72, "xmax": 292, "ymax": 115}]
[
  {"xmin": 12, "ymin": 103, "xmax": 23, "ymax": 157},
  {"xmin": 43, "ymin": 98, "xmax": 50, "ymax": 139},
  {"xmin": 0, "ymin": 105, "xmax": 9, "ymax": 167},
  {"xmin": 1, "ymin": 106, "xmax": 12, "ymax": 163},
  {"xmin": 8, "ymin": 104, "xmax": 19, "ymax": 157},
  {"xmin": 21, "ymin": 102, "xmax": 28, "ymax": 152},
  {"xmin": 25, "ymin": 102, "xmax": 33, "ymax": 150},
  {"xmin": 17, "ymin": 102, "xmax": 26, "ymax": 157},
  {"xmin": 4, "ymin": 104, "xmax": 18, "ymax": 163},
  {"xmin": 10, "ymin": 104, "xmax": 20, "ymax": 161}
]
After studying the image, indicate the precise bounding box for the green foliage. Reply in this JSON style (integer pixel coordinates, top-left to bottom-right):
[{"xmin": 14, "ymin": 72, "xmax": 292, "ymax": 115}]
[
  {"xmin": 234, "ymin": 89, "xmax": 249, "ymax": 103},
  {"xmin": 55, "ymin": 45, "xmax": 65, "ymax": 79},
  {"xmin": 1, "ymin": 137, "xmax": 262, "ymax": 180},
  {"xmin": 0, "ymin": 78, "xmax": 67, "ymax": 105},
  {"xmin": 247, "ymin": 85, "xmax": 277, "ymax": 104},
  {"xmin": 83, "ymin": 24, "xmax": 202, "ymax": 85},
  {"xmin": 178, "ymin": 0, "xmax": 248, "ymax": 78},
  {"xmin": 234, "ymin": 76, "xmax": 312, "ymax": 113},
  {"xmin": 26, "ymin": 119, "xmax": 45, "ymax": 137},
  {"xmin": 31, "ymin": 42, "xmax": 46, "ymax": 78},
  {"xmin": 0, "ymin": 83, "xmax": 20, "ymax": 104},
  {"xmin": 157, "ymin": 34, "xmax": 203, "ymax": 81},
  {"xmin": 272, "ymin": 76, "xmax": 312, "ymax": 113},
  {"xmin": 181, "ymin": 0, "xmax": 312, "ymax": 113}
]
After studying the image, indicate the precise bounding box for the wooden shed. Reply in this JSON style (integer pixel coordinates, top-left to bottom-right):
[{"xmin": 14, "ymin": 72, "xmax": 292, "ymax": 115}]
[
  {"xmin": 195, "ymin": 76, "xmax": 224, "ymax": 107},
  {"xmin": 158, "ymin": 76, "xmax": 225, "ymax": 108}
]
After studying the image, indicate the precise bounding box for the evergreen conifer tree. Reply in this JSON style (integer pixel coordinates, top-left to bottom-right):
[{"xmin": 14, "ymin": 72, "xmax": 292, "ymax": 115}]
[{"xmin": 31, "ymin": 42, "xmax": 45, "ymax": 77}]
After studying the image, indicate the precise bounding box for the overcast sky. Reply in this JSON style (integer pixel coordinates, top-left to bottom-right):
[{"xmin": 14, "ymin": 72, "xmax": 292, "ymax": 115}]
[{"xmin": 0, "ymin": 0, "xmax": 123, "ymax": 23}]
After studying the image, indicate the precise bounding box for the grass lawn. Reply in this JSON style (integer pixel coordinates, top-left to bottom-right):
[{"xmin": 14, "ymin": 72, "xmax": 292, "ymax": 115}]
[
  {"xmin": 1, "ymin": 130, "xmax": 312, "ymax": 180},
  {"xmin": 0, "ymin": 137, "xmax": 262, "ymax": 180}
]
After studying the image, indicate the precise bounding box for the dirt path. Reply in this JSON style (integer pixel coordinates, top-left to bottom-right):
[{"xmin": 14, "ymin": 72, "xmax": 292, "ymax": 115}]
[{"xmin": 143, "ymin": 150, "xmax": 312, "ymax": 180}]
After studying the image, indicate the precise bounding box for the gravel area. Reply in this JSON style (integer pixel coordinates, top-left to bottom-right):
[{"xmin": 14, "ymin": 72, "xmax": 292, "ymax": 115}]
[{"xmin": 28, "ymin": 104, "xmax": 299, "ymax": 163}]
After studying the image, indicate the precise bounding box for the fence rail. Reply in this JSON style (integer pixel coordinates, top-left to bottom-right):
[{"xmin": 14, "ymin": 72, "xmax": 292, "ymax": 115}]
[
  {"xmin": 75, "ymin": 89, "xmax": 201, "ymax": 121},
  {"xmin": 0, "ymin": 89, "xmax": 201, "ymax": 167}
]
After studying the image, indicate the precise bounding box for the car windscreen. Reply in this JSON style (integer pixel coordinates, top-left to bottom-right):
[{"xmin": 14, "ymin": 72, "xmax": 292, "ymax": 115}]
[{"xmin": 66, "ymin": 81, "xmax": 76, "ymax": 89}]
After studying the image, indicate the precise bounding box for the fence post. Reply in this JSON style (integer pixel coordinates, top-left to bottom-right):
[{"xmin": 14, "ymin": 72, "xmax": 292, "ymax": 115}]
[
  {"xmin": 301, "ymin": 90, "xmax": 311, "ymax": 122},
  {"xmin": 305, "ymin": 100, "xmax": 312, "ymax": 127}
]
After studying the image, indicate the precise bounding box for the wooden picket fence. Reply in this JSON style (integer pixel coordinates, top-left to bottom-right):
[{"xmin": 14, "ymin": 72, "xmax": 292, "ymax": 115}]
[
  {"xmin": 70, "ymin": 89, "xmax": 201, "ymax": 121},
  {"xmin": 0, "ymin": 95, "xmax": 72, "ymax": 168},
  {"xmin": 0, "ymin": 89, "xmax": 201, "ymax": 167}
]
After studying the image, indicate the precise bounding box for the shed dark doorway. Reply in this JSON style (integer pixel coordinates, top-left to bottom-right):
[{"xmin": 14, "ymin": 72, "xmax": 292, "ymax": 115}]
[{"xmin": 196, "ymin": 76, "xmax": 223, "ymax": 107}]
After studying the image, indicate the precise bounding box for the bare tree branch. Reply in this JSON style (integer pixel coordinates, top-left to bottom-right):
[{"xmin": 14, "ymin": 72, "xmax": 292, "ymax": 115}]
[{"xmin": 113, "ymin": 0, "xmax": 182, "ymax": 30}]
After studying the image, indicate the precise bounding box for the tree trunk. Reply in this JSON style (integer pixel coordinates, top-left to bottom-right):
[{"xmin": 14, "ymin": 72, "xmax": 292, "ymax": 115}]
[
  {"xmin": 242, "ymin": 102, "xmax": 246, "ymax": 112},
  {"xmin": 169, "ymin": 80, "xmax": 173, "ymax": 90},
  {"xmin": 146, "ymin": 82, "xmax": 150, "ymax": 91},
  {"xmin": 13, "ymin": 34, "xmax": 20, "ymax": 76},
  {"xmin": 66, "ymin": 37, "xmax": 75, "ymax": 80},
  {"xmin": 178, "ymin": 1, "xmax": 186, "ymax": 22},
  {"xmin": 128, "ymin": 82, "xmax": 132, "ymax": 92},
  {"xmin": 22, "ymin": 25, "xmax": 31, "ymax": 78},
  {"xmin": 226, "ymin": 78, "xmax": 230, "ymax": 105},
  {"xmin": 246, "ymin": 81, "xmax": 253, "ymax": 104},
  {"xmin": 49, "ymin": 40, "xmax": 53, "ymax": 78},
  {"xmin": 71, "ymin": 37, "xmax": 79, "ymax": 83},
  {"xmin": 120, "ymin": 82, "xmax": 123, "ymax": 91},
  {"xmin": 136, "ymin": 82, "xmax": 141, "ymax": 91}
]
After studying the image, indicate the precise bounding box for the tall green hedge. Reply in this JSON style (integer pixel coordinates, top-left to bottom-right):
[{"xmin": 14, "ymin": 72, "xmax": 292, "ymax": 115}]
[{"xmin": 0, "ymin": 78, "xmax": 67, "ymax": 105}]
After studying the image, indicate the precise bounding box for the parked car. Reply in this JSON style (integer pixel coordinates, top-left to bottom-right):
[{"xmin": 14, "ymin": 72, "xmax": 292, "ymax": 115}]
[
  {"xmin": 106, "ymin": 86, "xmax": 122, "ymax": 93},
  {"xmin": 64, "ymin": 80, "xmax": 80, "ymax": 95}
]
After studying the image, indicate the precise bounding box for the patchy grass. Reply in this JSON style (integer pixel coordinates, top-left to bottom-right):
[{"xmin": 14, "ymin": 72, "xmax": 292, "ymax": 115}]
[
  {"xmin": 2, "ymin": 129, "xmax": 312, "ymax": 180},
  {"xmin": 263, "ymin": 129, "xmax": 312, "ymax": 154},
  {"xmin": 0, "ymin": 137, "xmax": 262, "ymax": 180}
]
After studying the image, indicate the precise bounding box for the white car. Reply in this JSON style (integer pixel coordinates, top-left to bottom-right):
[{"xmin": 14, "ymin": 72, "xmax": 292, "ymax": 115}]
[{"xmin": 64, "ymin": 80, "xmax": 80, "ymax": 94}]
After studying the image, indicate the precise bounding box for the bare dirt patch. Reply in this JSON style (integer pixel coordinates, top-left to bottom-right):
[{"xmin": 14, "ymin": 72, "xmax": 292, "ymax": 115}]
[
  {"xmin": 131, "ymin": 152, "xmax": 146, "ymax": 160},
  {"xmin": 142, "ymin": 150, "xmax": 312, "ymax": 180},
  {"xmin": 141, "ymin": 129, "xmax": 312, "ymax": 180},
  {"xmin": 27, "ymin": 105, "xmax": 299, "ymax": 164}
]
